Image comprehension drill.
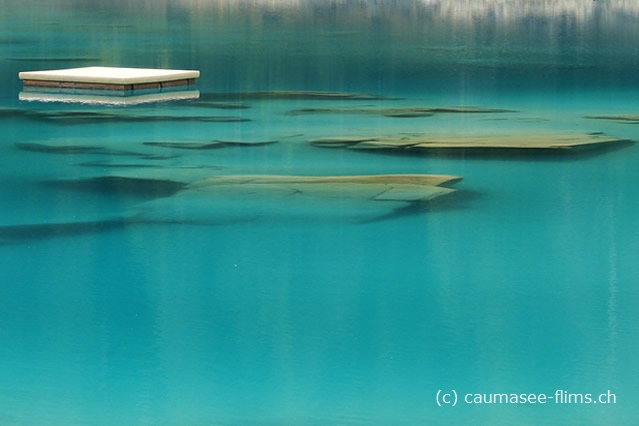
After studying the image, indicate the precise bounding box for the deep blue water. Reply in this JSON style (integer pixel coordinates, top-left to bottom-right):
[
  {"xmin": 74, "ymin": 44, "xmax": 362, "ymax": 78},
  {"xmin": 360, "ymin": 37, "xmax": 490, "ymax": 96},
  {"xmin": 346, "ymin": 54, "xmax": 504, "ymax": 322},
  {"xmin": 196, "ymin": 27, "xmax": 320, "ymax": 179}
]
[{"xmin": 2, "ymin": 1, "xmax": 639, "ymax": 424}]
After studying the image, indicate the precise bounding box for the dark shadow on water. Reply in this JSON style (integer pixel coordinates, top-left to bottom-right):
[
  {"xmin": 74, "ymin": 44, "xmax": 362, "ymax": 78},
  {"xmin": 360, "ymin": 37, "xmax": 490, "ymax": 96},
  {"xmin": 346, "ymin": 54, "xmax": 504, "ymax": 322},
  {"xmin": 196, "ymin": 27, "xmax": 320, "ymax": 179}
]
[
  {"xmin": 16, "ymin": 142, "xmax": 106, "ymax": 155},
  {"xmin": 361, "ymin": 189, "xmax": 481, "ymax": 223},
  {"xmin": 143, "ymin": 141, "xmax": 227, "ymax": 150},
  {"xmin": 0, "ymin": 219, "xmax": 130, "ymax": 246},
  {"xmin": 185, "ymin": 101, "xmax": 251, "ymax": 110},
  {"xmin": 285, "ymin": 106, "xmax": 516, "ymax": 117},
  {"xmin": 42, "ymin": 176, "xmax": 187, "ymax": 199},
  {"xmin": 3, "ymin": 108, "xmax": 250, "ymax": 125},
  {"xmin": 15, "ymin": 142, "xmax": 179, "ymax": 160},
  {"xmin": 77, "ymin": 161, "xmax": 166, "ymax": 168},
  {"xmin": 29, "ymin": 111, "xmax": 251, "ymax": 125},
  {"xmin": 3, "ymin": 172, "xmax": 476, "ymax": 245},
  {"xmin": 0, "ymin": 189, "xmax": 479, "ymax": 245},
  {"xmin": 198, "ymin": 91, "xmax": 399, "ymax": 102},
  {"xmin": 8, "ymin": 57, "xmax": 103, "ymax": 63},
  {"xmin": 143, "ymin": 140, "xmax": 278, "ymax": 150},
  {"xmin": 335, "ymin": 139, "xmax": 636, "ymax": 162},
  {"xmin": 0, "ymin": 216, "xmax": 250, "ymax": 246},
  {"xmin": 0, "ymin": 107, "xmax": 31, "ymax": 119}
]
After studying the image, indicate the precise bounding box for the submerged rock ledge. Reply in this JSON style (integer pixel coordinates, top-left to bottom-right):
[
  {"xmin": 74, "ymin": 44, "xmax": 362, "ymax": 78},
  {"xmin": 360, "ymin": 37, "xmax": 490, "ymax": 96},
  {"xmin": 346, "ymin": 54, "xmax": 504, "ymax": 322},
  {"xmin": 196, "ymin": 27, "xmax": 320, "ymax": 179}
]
[
  {"xmin": 585, "ymin": 115, "xmax": 639, "ymax": 124},
  {"xmin": 287, "ymin": 106, "xmax": 516, "ymax": 117},
  {"xmin": 310, "ymin": 133, "xmax": 633, "ymax": 153},
  {"xmin": 199, "ymin": 90, "xmax": 395, "ymax": 101},
  {"xmin": 189, "ymin": 174, "xmax": 461, "ymax": 188},
  {"xmin": 185, "ymin": 174, "xmax": 461, "ymax": 202},
  {"xmin": 1, "ymin": 174, "xmax": 463, "ymax": 244},
  {"xmin": 144, "ymin": 139, "xmax": 278, "ymax": 150},
  {"xmin": 133, "ymin": 173, "xmax": 464, "ymax": 224}
]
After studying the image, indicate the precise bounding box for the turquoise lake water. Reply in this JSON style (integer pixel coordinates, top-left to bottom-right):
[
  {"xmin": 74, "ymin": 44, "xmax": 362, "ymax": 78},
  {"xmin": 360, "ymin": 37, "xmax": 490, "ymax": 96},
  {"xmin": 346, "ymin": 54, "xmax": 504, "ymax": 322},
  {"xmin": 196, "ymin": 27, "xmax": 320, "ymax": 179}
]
[{"xmin": 2, "ymin": 1, "xmax": 639, "ymax": 424}]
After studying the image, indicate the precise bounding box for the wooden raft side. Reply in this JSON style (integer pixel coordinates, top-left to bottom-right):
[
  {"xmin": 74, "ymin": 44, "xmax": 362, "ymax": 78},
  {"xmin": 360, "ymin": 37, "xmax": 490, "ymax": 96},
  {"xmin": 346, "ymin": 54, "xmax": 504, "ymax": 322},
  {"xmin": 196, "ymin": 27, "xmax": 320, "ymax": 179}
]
[{"xmin": 22, "ymin": 78, "xmax": 197, "ymax": 91}]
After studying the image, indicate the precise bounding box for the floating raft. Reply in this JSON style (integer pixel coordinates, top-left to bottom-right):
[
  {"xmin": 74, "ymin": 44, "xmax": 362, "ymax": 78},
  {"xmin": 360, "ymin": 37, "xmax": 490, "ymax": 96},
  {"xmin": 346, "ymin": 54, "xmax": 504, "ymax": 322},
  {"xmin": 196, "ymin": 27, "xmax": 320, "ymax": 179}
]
[
  {"xmin": 310, "ymin": 133, "xmax": 633, "ymax": 153},
  {"xmin": 19, "ymin": 66, "xmax": 199, "ymax": 90},
  {"xmin": 18, "ymin": 88, "xmax": 200, "ymax": 105}
]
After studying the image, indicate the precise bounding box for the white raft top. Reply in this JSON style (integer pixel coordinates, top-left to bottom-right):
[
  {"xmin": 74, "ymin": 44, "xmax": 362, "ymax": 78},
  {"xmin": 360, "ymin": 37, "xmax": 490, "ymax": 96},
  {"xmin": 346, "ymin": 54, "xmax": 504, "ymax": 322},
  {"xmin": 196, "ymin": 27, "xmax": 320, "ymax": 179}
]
[{"xmin": 19, "ymin": 66, "xmax": 200, "ymax": 85}]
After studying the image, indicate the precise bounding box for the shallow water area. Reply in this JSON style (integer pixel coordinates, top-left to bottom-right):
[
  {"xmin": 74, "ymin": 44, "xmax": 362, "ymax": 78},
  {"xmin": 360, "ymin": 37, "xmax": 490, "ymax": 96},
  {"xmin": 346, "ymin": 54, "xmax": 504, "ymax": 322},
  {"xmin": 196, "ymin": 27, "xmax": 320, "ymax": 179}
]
[{"xmin": 2, "ymin": 1, "xmax": 639, "ymax": 425}]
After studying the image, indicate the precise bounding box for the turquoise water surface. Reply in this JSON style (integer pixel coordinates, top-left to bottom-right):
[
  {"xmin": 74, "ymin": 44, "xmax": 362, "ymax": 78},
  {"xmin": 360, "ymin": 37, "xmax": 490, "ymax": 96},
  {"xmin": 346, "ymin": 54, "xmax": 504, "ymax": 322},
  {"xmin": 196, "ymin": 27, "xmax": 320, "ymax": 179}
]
[{"xmin": 2, "ymin": 1, "xmax": 639, "ymax": 424}]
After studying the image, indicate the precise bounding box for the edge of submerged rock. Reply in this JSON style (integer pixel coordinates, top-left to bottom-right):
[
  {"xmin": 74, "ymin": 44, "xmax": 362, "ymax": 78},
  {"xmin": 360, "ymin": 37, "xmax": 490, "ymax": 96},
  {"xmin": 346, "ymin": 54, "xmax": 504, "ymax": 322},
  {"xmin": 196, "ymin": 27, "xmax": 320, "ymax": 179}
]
[
  {"xmin": 309, "ymin": 133, "xmax": 634, "ymax": 153},
  {"xmin": 187, "ymin": 174, "xmax": 463, "ymax": 190}
]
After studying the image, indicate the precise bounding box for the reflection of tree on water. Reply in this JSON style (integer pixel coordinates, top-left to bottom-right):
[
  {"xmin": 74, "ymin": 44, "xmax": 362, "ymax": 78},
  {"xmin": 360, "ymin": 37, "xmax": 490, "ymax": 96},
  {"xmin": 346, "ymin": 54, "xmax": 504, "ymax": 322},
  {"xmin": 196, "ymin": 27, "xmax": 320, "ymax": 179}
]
[
  {"xmin": 88, "ymin": 0, "xmax": 637, "ymax": 21},
  {"xmin": 7, "ymin": 0, "xmax": 638, "ymax": 94}
]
